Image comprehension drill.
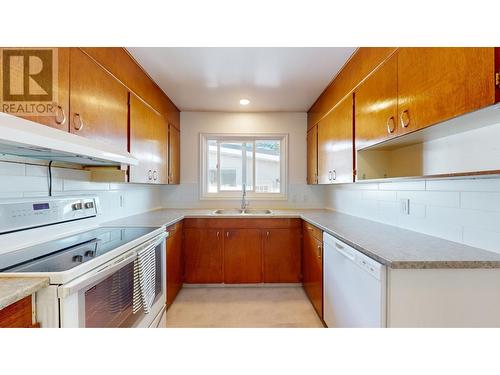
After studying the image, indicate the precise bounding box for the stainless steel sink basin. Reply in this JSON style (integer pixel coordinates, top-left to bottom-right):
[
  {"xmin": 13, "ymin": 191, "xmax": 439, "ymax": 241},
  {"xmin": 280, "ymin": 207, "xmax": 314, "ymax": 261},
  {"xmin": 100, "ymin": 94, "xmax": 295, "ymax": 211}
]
[
  {"xmin": 213, "ymin": 209, "xmax": 244, "ymax": 215},
  {"xmin": 243, "ymin": 209, "xmax": 272, "ymax": 215},
  {"xmin": 213, "ymin": 209, "xmax": 273, "ymax": 215}
]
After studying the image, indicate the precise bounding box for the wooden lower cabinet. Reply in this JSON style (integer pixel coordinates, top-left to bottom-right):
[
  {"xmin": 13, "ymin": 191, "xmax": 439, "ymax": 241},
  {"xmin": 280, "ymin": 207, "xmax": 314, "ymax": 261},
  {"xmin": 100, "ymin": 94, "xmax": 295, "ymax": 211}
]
[
  {"xmin": 302, "ymin": 222, "xmax": 323, "ymax": 319},
  {"xmin": 183, "ymin": 218, "xmax": 302, "ymax": 284},
  {"xmin": 224, "ymin": 229, "xmax": 262, "ymax": 283},
  {"xmin": 263, "ymin": 228, "xmax": 302, "ymax": 283},
  {"xmin": 166, "ymin": 222, "xmax": 183, "ymax": 307},
  {"xmin": 0, "ymin": 295, "xmax": 38, "ymax": 328},
  {"xmin": 183, "ymin": 228, "xmax": 223, "ymax": 283}
]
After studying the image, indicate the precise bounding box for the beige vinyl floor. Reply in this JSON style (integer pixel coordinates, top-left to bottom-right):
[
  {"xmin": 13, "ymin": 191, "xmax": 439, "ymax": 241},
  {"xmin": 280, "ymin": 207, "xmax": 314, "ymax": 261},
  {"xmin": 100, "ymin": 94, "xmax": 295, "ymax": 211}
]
[{"xmin": 164, "ymin": 286, "xmax": 324, "ymax": 328}]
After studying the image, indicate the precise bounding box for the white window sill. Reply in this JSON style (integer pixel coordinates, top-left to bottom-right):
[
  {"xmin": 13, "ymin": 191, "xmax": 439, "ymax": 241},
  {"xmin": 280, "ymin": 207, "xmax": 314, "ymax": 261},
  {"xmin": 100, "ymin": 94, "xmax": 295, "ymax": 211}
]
[{"xmin": 200, "ymin": 193, "xmax": 288, "ymax": 201}]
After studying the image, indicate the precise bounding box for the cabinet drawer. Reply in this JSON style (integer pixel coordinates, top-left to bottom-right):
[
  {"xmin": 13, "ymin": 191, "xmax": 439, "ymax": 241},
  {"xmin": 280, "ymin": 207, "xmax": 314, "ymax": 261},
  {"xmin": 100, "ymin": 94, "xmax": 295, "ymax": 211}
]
[
  {"xmin": 303, "ymin": 221, "xmax": 322, "ymax": 241},
  {"xmin": 0, "ymin": 295, "xmax": 36, "ymax": 328}
]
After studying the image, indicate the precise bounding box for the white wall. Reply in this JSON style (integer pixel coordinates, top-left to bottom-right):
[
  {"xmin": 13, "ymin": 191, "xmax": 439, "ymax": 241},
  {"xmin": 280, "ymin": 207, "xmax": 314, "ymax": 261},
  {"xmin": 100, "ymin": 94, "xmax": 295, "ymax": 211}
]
[
  {"xmin": 325, "ymin": 178, "xmax": 500, "ymax": 254},
  {"xmin": 161, "ymin": 112, "xmax": 326, "ymax": 209},
  {"xmin": 0, "ymin": 160, "xmax": 162, "ymax": 223}
]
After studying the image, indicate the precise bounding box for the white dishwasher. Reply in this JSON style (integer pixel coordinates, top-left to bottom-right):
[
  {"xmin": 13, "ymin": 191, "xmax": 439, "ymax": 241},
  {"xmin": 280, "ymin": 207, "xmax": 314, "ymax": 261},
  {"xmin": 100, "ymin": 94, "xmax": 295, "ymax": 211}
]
[{"xmin": 323, "ymin": 232, "xmax": 386, "ymax": 328}]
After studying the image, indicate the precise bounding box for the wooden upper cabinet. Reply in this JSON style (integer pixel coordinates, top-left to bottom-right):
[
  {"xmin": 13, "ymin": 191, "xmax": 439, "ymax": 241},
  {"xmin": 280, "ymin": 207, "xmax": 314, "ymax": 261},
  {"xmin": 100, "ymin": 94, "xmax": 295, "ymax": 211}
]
[
  {"xmin": 168, "ymin": 124, "xmax": 180, "ymax": 184},
  {"xmin": 317, "ymin": 94, "xmax": 354, "ymax": 184},
  {"xmin": 69, "ymin": 48, "xmax": 128, "ymax": 151},
  {"xmin": 11, "ymin": 48, "xmax": 70, "ymax": 132},
  {"xmin": 355, "ymin": 54, "xmax": 398, "ymax": 150},
  {"xmin": 306, "ymin": 125, "xmax": 318, "ymax": 184},
  {"xmin": 262, "ymin": 228, "xmax": 302, "ymax": 283},
  {"xmin": 129, "ymin": 93, "xmax": 167, "ymax": 184},
  {"xmin": 183, "ymin": 228, "xmax": 223, "ymax": 283},
  {"xmin": 397, "ymin": 47, "xmax": 496, "ymax": 134},
  {"xmin": 224, "ymin": 229, "xmax": 262, "ymax": 284}
]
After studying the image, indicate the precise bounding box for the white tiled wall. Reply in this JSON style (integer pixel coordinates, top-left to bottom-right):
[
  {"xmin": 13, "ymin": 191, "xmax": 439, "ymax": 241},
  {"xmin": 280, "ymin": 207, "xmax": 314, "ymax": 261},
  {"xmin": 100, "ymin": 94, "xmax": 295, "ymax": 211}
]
[
  {"xmin": 0, "ymin": 160, "xmax": 162, "ymax": 222},
  {"xmin": 325, "ymin": 178, "xmax": 500, "ymax": 254}
]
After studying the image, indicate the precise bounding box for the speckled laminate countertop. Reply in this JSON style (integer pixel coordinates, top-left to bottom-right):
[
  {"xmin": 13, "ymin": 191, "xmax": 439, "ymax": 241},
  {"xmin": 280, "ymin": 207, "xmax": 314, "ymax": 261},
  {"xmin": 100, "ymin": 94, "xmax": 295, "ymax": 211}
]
[
  {"xmin": 0, "ymin": 277, "xmax": 49, "ymax": 310},
  {"xmin": 105, "ymin": 208, "xmax": 500, "ymax": 269}
]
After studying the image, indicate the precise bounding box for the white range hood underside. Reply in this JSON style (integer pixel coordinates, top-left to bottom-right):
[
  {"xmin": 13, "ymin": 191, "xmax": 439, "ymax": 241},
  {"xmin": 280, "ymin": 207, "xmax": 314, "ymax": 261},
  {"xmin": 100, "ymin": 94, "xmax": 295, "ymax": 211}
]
[{"xmin": 0, "ymin": 112, "xmax": 137, "ymax": 166}]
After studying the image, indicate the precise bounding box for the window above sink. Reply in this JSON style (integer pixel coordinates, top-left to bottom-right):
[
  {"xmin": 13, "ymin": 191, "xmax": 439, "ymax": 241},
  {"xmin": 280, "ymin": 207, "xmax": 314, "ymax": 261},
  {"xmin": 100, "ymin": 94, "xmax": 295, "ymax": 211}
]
[{"xmin": 200, "ymin": 133, "xmax": 288, "ymax": 200}]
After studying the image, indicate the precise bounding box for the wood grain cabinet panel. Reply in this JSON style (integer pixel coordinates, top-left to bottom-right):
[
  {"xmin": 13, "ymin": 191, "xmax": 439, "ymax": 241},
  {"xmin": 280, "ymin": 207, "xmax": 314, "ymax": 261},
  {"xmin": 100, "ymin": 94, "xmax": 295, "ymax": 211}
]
[
  {"xmin": 302, "ymin": 224, "xmax": 323, "ymax": 319},
  {"xmin": 224, "ymin": 229, "xmax": 262, "ymax": 284},
  {"xmin": 0, "ymin": 295, "xmax": 37, "ymax": 328},
  {"xmin": 355, "ymin": 54, "xmax": 398, "ymax": 149},
  {"xmin": 183, "ymin": 228, "xmax": 223, "ymax": 284},
  {"xmin": 10, "ymin": 47, "xmax": 70, "ymax": 132},
  {"xmin": 69, "ymin": 48, "xmax": 128, "ymax": 151},
  {"xmin": 317, "ymin": 94, "xmax": 354, "ymax": 184},
  {"xmin": 397, "ymin": 47, "xmax": 496, "ymax": 134},
  {"xmin": 306, "ymin": 125, "xmax": 318, "ymax": 184},
  {"xmin": 166, "ymin": 222, "xmax": 183, "ymax": 307},
  {"xmin": 168, "ymin": 124, "xmax": 180, "ymax": 184},
  {"xmin": 262, "ymin": 228, "xmax": 302, "ymax": 283}
]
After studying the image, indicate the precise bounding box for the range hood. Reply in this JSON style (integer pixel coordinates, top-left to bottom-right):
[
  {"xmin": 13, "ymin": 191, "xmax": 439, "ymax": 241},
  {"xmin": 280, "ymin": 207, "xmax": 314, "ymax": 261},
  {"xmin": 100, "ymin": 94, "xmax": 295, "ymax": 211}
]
[{"xmin": 0, "ymin": 112, "xmax": 138, "ymax": 166}]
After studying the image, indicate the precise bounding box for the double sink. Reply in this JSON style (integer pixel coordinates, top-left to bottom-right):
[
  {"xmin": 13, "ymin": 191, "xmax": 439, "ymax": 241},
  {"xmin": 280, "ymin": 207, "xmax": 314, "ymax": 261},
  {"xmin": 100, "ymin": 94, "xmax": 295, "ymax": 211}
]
[{"xmin": 213, "ymin": 209, "xmax": 273, "ymax": 215}]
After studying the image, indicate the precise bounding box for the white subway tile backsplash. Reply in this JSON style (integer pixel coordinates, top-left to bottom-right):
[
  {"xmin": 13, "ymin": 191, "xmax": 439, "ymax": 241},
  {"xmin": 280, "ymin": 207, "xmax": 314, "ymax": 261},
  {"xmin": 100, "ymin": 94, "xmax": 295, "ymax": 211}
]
[
  {"xmin": 460, "ymin": 192, "xmax": 500, "ymax": 212},
  {"xmin": 63, "ymin": 180, "xmax": 110, "ymax": 191},
  {"xmin": 326, "ymin": 176, "xmax": 500, "ymax": 253},
  {"xmin": 426, "ymin": 178, "xmax": 500, "ymax": 192},
  {"xmin": 379, "ymin": 180, "xmax": 426, "ymax": 191},
  {"xmin": 396, "ymin": 190, "xmax": 460, "ymax": 208},
  {"xmin": 0, "ymin": 161, "xmax": 25, "ymax": 176},
  {"xmin": 0, "ymin": 176, "xmax": 62, "ymax": 193},
  {"xmin": 26, "ymin": 165, "xmax": 90, "ymax": 180}
]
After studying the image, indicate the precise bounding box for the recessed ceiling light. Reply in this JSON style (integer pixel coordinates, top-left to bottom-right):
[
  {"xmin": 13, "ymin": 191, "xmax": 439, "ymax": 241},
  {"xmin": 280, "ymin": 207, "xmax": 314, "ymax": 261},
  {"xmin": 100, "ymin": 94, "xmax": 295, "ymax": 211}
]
[{"xmin": 239, "ymin": 98, "xmax": 250, "ymax": 106}]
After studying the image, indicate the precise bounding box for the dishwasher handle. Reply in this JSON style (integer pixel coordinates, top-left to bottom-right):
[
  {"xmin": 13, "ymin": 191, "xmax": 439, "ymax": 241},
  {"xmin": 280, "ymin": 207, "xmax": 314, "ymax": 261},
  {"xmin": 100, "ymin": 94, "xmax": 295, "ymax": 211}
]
[{"xmin": 334, "ymin": 242, "xmax": 356, "ymax": 262}]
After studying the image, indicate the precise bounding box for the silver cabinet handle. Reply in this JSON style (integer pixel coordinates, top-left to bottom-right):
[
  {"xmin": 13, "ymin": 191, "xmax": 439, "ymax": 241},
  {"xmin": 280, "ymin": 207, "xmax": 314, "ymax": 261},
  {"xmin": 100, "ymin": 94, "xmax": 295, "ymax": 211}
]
[
  {"xmin": 148, "ymin": 170, "xmax": 153, "ymax": 181},
  {"xmin": 400, "ymin": 109, "xmax": 410, "ymax": 128},
  {"xmin": 153, "ymin": 170, "xmax": 158, "ymax": 181},
  {"xmin": 55, "ymin": 105, "xmax": 66, "ymax": 125},
  {"xmin": 386, "ymin": 116, "xmax": 395, "ymax": 134},
  {"xmin": 328, "ymin": 170, "xmax": 332, "ymax": 181},
  {"xmin": 226, "ymin": 231, "xmax": 230, "ymax": 238},
  {"xmin": 266, "ymin": 231, "xmax": 270, "ymax": 238},
  {"xmin": 332, "ymin": 169, "xmax": 336, "ymax": 181},
  {"xmin": 216, "ymin": 231, "xmax": 220, "ymax": 239},
  {"xmin": 73, "ymin": 113, "xmax": 84, "ymax": 131},
  {"xmin": 317, "ymin": 245, "xmax": 322, "ymax": 258}
]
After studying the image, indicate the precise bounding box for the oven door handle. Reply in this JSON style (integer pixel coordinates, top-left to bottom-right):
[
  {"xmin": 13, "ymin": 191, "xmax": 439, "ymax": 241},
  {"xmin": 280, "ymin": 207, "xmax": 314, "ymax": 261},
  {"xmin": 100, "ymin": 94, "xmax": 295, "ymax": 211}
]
[{"xmin": 58, "ymin": 250, "xmax": 137, "ymax": 299}]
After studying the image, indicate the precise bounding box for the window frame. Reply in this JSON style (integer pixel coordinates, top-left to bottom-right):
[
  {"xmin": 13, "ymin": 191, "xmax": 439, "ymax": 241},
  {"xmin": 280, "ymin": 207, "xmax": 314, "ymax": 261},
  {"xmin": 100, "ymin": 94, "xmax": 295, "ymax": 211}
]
[{"xmin": 200, "ymin": 133, "xmax": 288, "ymax": 200}]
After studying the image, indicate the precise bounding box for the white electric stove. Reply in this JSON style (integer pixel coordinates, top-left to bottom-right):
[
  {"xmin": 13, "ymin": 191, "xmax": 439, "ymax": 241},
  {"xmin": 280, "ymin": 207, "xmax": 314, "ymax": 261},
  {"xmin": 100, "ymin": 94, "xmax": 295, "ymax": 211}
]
[{"xmin": 0, "ymin": 196, "xmax": 167, "ymax": 328}]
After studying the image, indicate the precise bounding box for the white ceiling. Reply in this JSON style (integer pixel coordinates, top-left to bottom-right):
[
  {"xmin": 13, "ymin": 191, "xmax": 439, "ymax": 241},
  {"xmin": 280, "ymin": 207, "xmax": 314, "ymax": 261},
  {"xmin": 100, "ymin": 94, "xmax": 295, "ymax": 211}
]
[{"xmin": 127, "ymin": 47, "xmax": 356, "ymax": 112}]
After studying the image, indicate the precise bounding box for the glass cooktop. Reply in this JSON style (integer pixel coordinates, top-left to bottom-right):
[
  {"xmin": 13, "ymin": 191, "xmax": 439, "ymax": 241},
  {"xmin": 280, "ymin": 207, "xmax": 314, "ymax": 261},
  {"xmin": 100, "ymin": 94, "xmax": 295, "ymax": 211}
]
[{"xmin": 0, "ymin": 227, "xmax": 159, "ymax": 273}]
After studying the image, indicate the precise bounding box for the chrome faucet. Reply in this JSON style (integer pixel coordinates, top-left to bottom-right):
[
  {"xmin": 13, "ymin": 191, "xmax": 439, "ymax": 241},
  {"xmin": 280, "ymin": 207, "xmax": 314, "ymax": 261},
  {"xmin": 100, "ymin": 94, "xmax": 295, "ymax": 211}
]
[{"xmin": 241, "ymin": 183, "xmax": 249, "ymax": 210}]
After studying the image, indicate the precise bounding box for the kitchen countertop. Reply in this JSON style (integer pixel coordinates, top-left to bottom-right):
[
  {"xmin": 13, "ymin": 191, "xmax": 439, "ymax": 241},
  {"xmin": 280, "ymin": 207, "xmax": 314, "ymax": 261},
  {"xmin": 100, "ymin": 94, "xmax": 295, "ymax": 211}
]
[
  {"xmin": 0, "ymin": 277, "xmax": 49, "ymax": 310},
  {"xmin": 105, "ymin": 208, "xmax": 500, "ymax": 269}
]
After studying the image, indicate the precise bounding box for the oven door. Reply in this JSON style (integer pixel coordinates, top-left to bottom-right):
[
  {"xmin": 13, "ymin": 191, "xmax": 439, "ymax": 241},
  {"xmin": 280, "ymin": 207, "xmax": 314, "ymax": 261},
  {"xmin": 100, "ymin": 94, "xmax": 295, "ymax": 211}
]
[{"xmin": 58, "ymin": 233, "xmax": 166, "ymax": 328}]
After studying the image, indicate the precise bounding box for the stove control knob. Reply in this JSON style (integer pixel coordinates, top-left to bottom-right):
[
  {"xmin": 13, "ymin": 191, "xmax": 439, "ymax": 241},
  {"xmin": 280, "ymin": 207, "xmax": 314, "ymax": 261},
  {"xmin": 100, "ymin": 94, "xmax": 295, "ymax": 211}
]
[
  {"xmin": 84, "ymin": 202, "xmax": 94, "ymax": 209},
  {"xmin": 85, "ymin": 250, "xmax": 95, "ymax": 257},
  {"xmin": 72, "ymin": 255, "xmax": 84, "ymax": 263},
  {"xmin": 72, "ymin": 203, "xmax": 83, "ymax": 211}
]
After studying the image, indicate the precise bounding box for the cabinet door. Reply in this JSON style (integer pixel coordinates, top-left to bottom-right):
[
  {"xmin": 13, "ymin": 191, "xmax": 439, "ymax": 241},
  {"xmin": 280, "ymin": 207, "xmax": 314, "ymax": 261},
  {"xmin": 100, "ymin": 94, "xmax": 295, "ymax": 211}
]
[
  {"xmin": 263, "ymin": 228, "xmax": 301, "ymax": 283},
  {"xmin": 355, "ymin": 54, "xmax": 398, "ymax": 149},
  {"xmin": 183, "ymin": 228, "xmax": 223, "ymax": 283},
  {"xmin": 69, "ymin": 48, "xmax": 128, "ymax": 151},
  {"xmin": 168, "ymin": 124, "xmax": 180, "ymax": 184},
  {"xmin": 303, "ymin": 227, "xmax": 323, "ymax": 319},
  {"xmin": 224, "ymin": 229, "xmax": 262, "ymax": 283},
  {"xmin": 397, "ymin": 47, "xmax": 495, "ymax": 134},
  {"xmin": 9, "ymin": 48, "xmax": 70, "ymax": 132},
  {"xmin": 129, "ymin": 94, "xmax": 154, "ymax": 183},
  {"xmin": 166, "ymin": 223, "xmax": 183, "ymax": 307},
  {"xmin": 317, "ymin": 95, "xmax": 354, "ymax": 184},
  {"xmin": 154, "ymin": 115, "xmax": 169, "ymax": 184},
  {"xmin": 306, "ymin": 125, "xmax": 318, "ymax": 184},
  {"xmin": 0, "ymin": 295, "xmax": 37, "ymax": 328}
]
